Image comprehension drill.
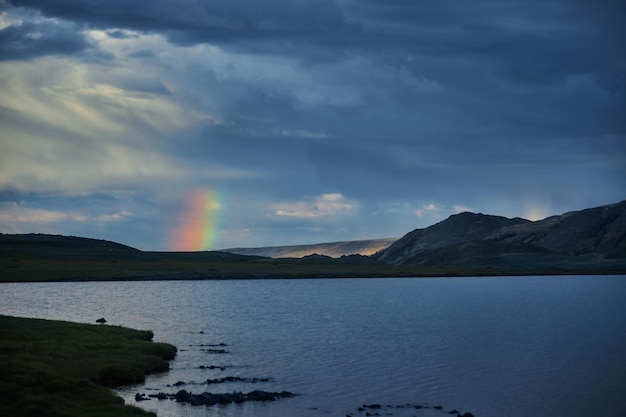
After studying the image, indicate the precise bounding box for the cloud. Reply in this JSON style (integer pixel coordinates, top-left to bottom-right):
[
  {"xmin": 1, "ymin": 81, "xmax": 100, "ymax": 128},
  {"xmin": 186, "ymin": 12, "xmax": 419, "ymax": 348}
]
[
  {"xmin": 415, "ymin": 203, "xmax": 477, "ymax": 219},
  {"xmin": 0, "ymin": 200, "xmax": 98, "ymax": 236},
  {"xmin": 0, "ymin": 0, "xmax": 623, "ymax": 250},
  {"xmin": 273, "ymin": 193, "xmax": 357, "ymax": 218},
  {"xmin": 6, "ymin": 0, "xmax": 624, "ymax": 90},
  {"xmin": 277, "ymin": 129, "xmax": 329, "ymax": 139},
  {"xmin": 95, "ymin": 210, "xmax": 134, "ymax": 222},
  {"xmin": 453, "ymin": 205, "xmax": 475, "ymax": 214},
  {"xmin": 415, "ymin": 204, "xmax": 438, "ymax": 217},
  {"xmin": 105, "ymin": 29, "xmax": 138, "ymax": 39},
  {"xmin": 0, "ymin": 48, "xmax": 251, "ymax": 193},
  {"xmin": 0, "ymin": 202, "xmax": 87, "ymax": 226},
  {"xmin": 7, "ymin": 0, "xmax": 346, "ymax": 40},
  {"xmin": 0, "ymin": 190, "xmax": 162, "ymax": 245},
  {"xmin": 0, "ymin": 16, "xmax": 93, "ymax": 61}
]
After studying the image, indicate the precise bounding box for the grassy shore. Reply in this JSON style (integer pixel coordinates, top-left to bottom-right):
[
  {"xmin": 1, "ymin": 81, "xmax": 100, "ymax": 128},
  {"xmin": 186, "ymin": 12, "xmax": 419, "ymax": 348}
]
[{"xmin": 0, "ymin": 315, "xmax": 177, "ymax": 417}]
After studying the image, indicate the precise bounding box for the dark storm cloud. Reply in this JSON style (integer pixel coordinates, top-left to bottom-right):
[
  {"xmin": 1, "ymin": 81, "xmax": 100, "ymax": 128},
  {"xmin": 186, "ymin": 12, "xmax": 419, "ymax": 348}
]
[
  {"xmin": 105, "ymin": 29, "xmax": 139, "ymax": 39},
  {"xmin": 126, "ymin": 49, "xmax": 155, "ymax": 59},
  {"xmin": 0, "ymin": 19, "xmax": 92, "ymax": 60},
  {"xmin": 7, "ymin": 0, "xmax": 624, "ymax": 88},
  {"xmin": 114, "ymin": 76, "xmax": 172, "ymax": 96},
  {"xmin": 7, "ymin": 0, "xmax": 346, "ymax": 46},
  {"xmin": 2, "ymin": 0, "xmax": 624, "ymax": 249}
]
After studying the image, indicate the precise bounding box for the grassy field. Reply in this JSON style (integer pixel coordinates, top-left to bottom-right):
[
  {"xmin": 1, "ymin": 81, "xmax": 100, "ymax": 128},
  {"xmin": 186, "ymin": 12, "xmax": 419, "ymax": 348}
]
[
  {"xmin": 0, "ymin": 315, "xmax": 176, "ymax": 417},
  {"xmin": 0, "ymin": 233, "xmax": 598, "ymax": 282}
]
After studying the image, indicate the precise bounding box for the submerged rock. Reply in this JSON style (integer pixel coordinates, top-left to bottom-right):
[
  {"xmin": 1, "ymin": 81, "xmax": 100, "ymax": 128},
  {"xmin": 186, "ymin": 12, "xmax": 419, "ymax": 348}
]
[
  {"xmin": 174, "ymin": 390, "xmax": 190, "ymax": 402},
  {"xmin": 354, "ymin": 402, "xmax": 476, "ymax": 417},
  {"xmin": 173, "ymin": 389, "xmax": 295, "ymax": 406},
  {"xmin": 206, "ymin": 376, "xmax": 270, "ymax": 384},
  {"xmin": 198, "ymin": 365, "xmax": 229, "ymax": 370},
  {"xmin": 201, "ymin": 348, "xmax": 228, "ymax": 354}
]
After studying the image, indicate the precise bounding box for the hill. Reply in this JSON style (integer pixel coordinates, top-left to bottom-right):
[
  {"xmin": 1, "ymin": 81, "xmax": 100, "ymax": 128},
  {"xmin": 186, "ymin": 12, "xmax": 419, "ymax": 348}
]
[
  {"xmin": 2, "ymin": 200, "xmax": 625, "ymax": 281},
  {"xmin": 375, "ymin": 212, "xmax": 529, "ymax": 264},
  {"xmin": 374, "ymin": 200, "xmax": 626, "ymax": 270},
  {"xmin": 0, "ymin": 234, "xmax": 443, "ymax": 281},
  {"xmin": 220, "ymin": 238, "xmax": 398, "ymax": 258}
]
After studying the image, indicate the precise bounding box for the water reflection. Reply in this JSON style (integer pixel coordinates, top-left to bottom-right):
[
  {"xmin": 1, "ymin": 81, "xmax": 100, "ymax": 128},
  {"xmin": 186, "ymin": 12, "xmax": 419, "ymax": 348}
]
[{"xmin": 1, "ymin": 276, "xmax": 625, "ymax": 417}]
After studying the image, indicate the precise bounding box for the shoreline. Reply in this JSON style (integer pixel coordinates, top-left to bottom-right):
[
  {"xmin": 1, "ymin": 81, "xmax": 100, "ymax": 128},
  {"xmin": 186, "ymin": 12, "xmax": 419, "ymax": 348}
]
[
  {"xmin": 0, "ymin": 315, "xmax": 177, "ymax": 417},
  {"xmin": 2, "ymin": 269, "xmax": 625, "ymax": 283}
]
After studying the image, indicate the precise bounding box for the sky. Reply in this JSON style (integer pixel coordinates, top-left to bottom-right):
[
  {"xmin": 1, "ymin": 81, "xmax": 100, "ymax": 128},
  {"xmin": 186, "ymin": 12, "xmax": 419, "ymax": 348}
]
[{"xmin": 0, "ymin": 0, "xmax": 624, "ymax": 251}]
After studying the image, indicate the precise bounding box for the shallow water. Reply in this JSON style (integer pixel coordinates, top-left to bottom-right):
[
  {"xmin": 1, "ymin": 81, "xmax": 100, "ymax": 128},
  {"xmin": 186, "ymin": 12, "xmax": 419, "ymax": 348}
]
[{"xmin": 1, "ymin": 276, "xmax": 625, "ymax": 417}]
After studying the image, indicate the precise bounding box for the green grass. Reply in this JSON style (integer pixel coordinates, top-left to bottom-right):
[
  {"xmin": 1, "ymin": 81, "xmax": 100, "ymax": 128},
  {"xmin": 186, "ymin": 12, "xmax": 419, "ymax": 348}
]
[{"xmin": 0, "ymin": 315, "xmax": 177, "ymax": 417}]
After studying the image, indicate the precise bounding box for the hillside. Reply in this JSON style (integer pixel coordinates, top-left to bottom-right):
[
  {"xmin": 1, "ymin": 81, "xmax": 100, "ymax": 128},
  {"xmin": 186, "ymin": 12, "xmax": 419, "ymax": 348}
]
[
  {"xmin": 2, "ymin": 200, "xmax": 625, "ymax": 281},
  {"xmin": 375, "ymin": 200, "xmax": 626, "ymax": 269},
  {"xmin": 221, "ymin": 238, "xmax": 398, "ymax": 258},
  {"xmin": 375, "ymin": 213, "xmax": 529, "ymax": 264},
  {"xmin": 0, "ymin": 234, "xmax": 454, "ymax": 281}
]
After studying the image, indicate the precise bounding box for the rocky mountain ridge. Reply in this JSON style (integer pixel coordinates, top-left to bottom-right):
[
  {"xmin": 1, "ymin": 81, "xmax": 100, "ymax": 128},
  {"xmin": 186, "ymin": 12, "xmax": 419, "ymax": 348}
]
[{"xmin": 374, "ymin": 200, "xmax": 626, "ymax": 268}]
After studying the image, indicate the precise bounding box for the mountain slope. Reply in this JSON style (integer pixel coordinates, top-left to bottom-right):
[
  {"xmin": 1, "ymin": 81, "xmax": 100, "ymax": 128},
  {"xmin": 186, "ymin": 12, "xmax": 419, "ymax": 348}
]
[
  {"xmin": 486, "ymin": 200, "xmax": 626, "ymax": 258},
  {"xmin": 221, "ymin": 238, "xmax": 398, "ymax": 259},
  {"xmin": 375, "ymin": 200, "xmax": 626, "ymax": 267},
  {"xmin": 375, "ymin": 212, "xmax": 529, "ymax": 265}
]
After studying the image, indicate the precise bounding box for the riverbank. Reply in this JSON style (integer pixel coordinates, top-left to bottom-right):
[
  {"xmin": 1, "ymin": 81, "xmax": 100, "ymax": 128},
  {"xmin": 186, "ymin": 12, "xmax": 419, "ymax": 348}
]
[{"xmin": 0, "ymin": 315, "xmax": 176, "ymax": 417}]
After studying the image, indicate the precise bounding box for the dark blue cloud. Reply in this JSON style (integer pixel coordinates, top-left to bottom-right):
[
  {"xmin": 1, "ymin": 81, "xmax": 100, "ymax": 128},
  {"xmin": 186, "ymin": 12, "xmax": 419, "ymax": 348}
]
[
  {"xmin": 1, "ymin": 0, "xmax": 624, "ymax": 249},
  {"xmin": 6, "ymin": 0, "xmax": 624, "ymax": 89},
  {"xmin": 7, "ymin": 0, "xmax": 346, "ymax": 46},
  {"xmin": 106, "ymin": 29, "xmax": 139, "ymax": 39},
  {"xmin": 0, "ymin": 20, "xmax": 92, "ymax": 60},
  {"xmin": 127, "ymin": 49, "xmax": 156, "ymax": 59}
]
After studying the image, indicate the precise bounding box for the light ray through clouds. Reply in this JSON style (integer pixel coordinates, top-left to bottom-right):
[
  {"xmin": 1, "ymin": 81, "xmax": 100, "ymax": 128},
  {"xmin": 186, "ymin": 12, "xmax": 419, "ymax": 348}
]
[{"xmin": 0, "ymin": 0, "xmax": 624, "ymax": 250}]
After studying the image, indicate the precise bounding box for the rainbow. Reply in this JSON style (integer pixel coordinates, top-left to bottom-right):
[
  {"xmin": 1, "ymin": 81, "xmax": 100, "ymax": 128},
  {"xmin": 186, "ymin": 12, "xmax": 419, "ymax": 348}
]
[{"xmin": 171, "ymin": 189, "xmax": 220, "ymax": 251}]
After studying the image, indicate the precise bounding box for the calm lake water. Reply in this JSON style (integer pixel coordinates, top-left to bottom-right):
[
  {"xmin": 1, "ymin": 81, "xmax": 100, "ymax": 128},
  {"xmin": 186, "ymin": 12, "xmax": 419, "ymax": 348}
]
[{"xmin": 1, "ymin": 276, "xmax": 626, "ymax": 417}]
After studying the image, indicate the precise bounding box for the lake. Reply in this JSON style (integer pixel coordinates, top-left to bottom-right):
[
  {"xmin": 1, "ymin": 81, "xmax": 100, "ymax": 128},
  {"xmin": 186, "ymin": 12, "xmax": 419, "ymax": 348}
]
[{"xmin": 1, "ymin": 276, "xmax": 625, "ymax": 417}]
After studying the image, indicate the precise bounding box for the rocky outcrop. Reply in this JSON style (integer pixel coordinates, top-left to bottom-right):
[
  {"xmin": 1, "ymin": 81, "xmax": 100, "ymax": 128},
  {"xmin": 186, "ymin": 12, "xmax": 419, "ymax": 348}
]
[
  {"xmin": 139, "ymin": 339, "xmax": 295, "ymax": 408},
  {"xmin": 139, "ymin": 389, "xmax": 295, "ymax": 406},
  {"xmin": 206, "ymin": 376, "xmax": 270, "ymax": 384},
  {"xmin": 351, "ymin": 402, "xmax": 475, "ymax": 417}
]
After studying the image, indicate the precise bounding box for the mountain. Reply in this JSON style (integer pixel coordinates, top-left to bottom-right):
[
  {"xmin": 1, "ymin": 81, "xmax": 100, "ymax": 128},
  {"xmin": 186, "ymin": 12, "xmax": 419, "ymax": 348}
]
[
  {"xmin": 374, "ymin": 200, "xmax": 626, "ymax": 269},
  {"xmin": 375, "ymin": 212, "xmax": 529, "ymax": 264},
  {"xmin": 220, "ymin": 238, "xmax": 398, "ymax": 259}
]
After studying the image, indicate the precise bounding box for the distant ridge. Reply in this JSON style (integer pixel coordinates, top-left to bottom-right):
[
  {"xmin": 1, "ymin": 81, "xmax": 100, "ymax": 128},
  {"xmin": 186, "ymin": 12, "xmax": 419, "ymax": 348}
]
[
  {"xmin": 374, "ymin": 200, "xmax": 626, "ymax": 269},
  {"xmin": 0, "ymin": 233, "xmax": 140, "ymax": 254},
  {"xmin": 220, "ymin": 238, "xmax": 399, "ymax": 259},
  {"xmin": 2, "ymin": 200, "xmax": 625, "ymax": 281}
]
